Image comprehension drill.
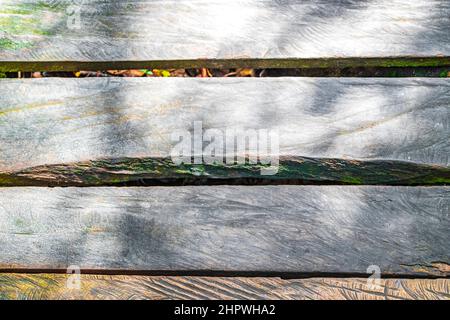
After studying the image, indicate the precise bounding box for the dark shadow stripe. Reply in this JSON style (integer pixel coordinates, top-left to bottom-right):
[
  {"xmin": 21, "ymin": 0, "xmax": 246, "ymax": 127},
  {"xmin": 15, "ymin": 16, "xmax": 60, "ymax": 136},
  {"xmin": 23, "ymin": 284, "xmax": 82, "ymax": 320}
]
[{"xmin": 4, "ymin": 66, "xmax": 450, "ymax": 78}]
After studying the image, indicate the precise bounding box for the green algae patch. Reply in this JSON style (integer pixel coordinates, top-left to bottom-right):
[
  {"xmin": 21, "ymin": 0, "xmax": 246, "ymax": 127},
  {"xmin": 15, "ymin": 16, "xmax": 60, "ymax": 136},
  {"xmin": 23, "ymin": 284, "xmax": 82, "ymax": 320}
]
[
  {"xmin": 0, "ymin": 38, "xmax": 32, "ymax": 51},
  {"xmin": 341, "ymin": 176, "xmax": 363, "ymax": 185}
]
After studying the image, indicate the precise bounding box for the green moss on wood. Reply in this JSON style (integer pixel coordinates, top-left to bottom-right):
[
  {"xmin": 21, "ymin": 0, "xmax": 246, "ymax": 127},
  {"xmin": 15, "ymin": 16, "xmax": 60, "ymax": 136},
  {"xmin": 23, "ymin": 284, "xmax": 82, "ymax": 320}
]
[
  {"xmin": 0, "ymin": 1, "xmax": 70, "ymax": 49},
  {"xmin": 0, "ymin": 38, "xmax": 32, "ymax": 51},
  {"xmin": 0, "ymin": 15, "xmax": 57, "ymax": 37},
  {"xmin": 341, "ymin": 176, "xmax": 363, "ymax": 185},
  {"xmin": 1, "ymin": 57, "xmax": 450, "ymax": 73},
  {"xmin": 1, "ymin": 156, "xmax": 448, "ymax": 187}
]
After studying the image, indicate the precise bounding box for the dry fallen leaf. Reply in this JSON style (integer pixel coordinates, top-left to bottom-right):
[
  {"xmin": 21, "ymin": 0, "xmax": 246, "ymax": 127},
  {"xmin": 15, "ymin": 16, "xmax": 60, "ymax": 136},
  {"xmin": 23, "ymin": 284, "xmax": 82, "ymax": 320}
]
[
  {"xmin": 238, "ymin": 68, "xmax": 255, "ymax": 77},
  {"xmin": 170, "ymin": 69, "xmax": 187, "ymax": 77},
  {"xmin": 152, "ymin": 69, "xmax": 171, "ymax": 77},
  {"xmin": 123, "ymin": 70, "xmax": 146, "ymax": 77},
  {"xmin": 224, "ymin": 68, "xmax": 255, "ymax": 77},
  {"xmin": 107, "ymin": 70, "xmax": 125, "ymax": 75},
  {"xmin": 107, "ymin": 70, "xmax": 145, "ymax": 77},
  {"xmin": 32, "ymin": 72, "xmax": 43, "ymax": 78}
]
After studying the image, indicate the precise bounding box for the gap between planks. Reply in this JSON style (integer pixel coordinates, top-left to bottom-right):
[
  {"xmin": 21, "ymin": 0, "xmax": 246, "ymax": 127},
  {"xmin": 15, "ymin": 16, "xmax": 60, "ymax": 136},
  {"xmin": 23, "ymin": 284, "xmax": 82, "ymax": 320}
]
[
  {"xmin": 2, "ymin": 57, "xmax": 450, "ymax": 73},
  {"xmin": 0, "ymin": 268, "xmax": 448, "ymax": 280}
]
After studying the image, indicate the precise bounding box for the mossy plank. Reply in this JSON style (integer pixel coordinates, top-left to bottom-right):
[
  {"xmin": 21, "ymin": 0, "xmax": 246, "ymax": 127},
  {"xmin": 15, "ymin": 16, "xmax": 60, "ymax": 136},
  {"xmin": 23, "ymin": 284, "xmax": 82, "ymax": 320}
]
[
  {"xmin": 0, "ymin": 274, "xmax": 449, "ymax": 300},
  {"xmin": 0, "ymin": 0, "xmax": 449, "ymax": 69},
  {"xmin": 0, "ymin": 186, "xmax": 448, "ymax": 276},
  {"xmin": 0, "ymin": 77, "xmax": 448, "ymax": 186},
  {"xmin": 1, "ymin": 157, "xmax": 449, "ymax": 187}
]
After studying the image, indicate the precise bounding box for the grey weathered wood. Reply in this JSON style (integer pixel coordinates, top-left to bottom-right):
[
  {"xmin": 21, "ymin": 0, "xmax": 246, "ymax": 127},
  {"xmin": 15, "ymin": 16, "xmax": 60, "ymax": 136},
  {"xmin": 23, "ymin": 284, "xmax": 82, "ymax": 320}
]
[
  {"xmin": 0, "ymin": 0, "xmax": 449, "ymax": 71},
  {"xmin": 0, "ymin": 77, "xmax": 448, "ymax": 186},
  {"xmin": 0, "ymin": 186, "xmax": 448, "ymax": 276},
  {"xmin": 1, "ymin": 274, "xmax": 449, "ymax": 300}
]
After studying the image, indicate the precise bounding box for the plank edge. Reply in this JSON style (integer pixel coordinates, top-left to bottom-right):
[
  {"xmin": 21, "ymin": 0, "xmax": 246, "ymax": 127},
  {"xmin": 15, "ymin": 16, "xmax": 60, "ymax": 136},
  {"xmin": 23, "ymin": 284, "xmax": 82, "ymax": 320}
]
[{"xmin": 1, "ymin": 57, "xmax": 450, "ymax": 72}]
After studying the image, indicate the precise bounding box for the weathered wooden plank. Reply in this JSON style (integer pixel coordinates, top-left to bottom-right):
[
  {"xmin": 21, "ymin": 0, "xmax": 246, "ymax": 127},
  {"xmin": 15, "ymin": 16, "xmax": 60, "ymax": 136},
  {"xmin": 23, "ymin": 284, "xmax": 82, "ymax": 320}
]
[
  {"xmin": 0, "ymin": 78, "xmax": 449, "ymax": 186},
  {"xmin": 2, "ymin": 157, "xmax": 449, "ymax": 187},
  {"xmin": 0, "ymin": 274, "xmax": 449, "ymax": 300},
  {"xmin": 0, "ymin": 186, "xmax": 448, "ymax": 276},
  {"xmin": 0, "ymin": 0, "xmax": 449, "ymax": 71}
]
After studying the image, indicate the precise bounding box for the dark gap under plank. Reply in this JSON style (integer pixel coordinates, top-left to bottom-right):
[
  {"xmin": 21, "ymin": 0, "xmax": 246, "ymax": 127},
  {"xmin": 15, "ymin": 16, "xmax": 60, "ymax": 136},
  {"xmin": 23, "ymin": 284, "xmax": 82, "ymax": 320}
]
[
  {"xmin": 0, "ymin": 268, "xmax": 445, "ymax": 280},
  {"xmin": 0, "ymin": 0, "xmax": 449, "ymax": 71},
  {"xmin": 3, "ymin": 66, "xmax": 450, "ymax": 79},
  {"xmin": 0, "ymin": 186, "xmax": 448, "ymax": 277},
  {"xmin": 1, "ymin": 156, "xmax": 448, "ymax": 187},
  {"xmin": 0, "ymin": 274, "xmax": 448, "ymax": 300},
  {"xmin": 0, "ymin": 77, "xmax": 448, "ymax": 186},
  {"xmin": 263, "ymin": 66, "xmax": 450, "ymax": 78}
]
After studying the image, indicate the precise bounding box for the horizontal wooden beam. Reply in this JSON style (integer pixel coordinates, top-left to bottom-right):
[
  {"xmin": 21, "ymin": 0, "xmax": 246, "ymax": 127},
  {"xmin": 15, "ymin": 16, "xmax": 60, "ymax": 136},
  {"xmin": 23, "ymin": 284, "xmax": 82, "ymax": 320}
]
[
  {"xmin": 0, "ymin": 0, "xmax": 449, "ymax": 70},
  {"xmin": 0, "ymin": 78, "xmax": 448, "ymax": 186},
  {"xmin": 0, "ymin": 274, "xmax": 449, "ymax": 300},
  {"xmin": 0, "ymin": 186, "xmax": 448, "ymax": 277}
]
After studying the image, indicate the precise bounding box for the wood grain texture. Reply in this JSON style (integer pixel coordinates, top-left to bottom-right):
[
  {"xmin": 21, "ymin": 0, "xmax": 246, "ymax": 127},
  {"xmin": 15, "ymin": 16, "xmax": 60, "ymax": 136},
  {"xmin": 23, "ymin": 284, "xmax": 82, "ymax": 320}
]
[
  {"xmin": 0, "ymin": 77, "xmax": 448, "ymax": 186},
  {"xmin": 0, "ymin": 186, "xmax": 448, "ymax": 276},
  {"xmin": 0, "ymin": 0, "xmax": 449, "ymax": 70},
  {"xmin": 0, "ymin": 274, "xmax": 449, "ymax": 300}
]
